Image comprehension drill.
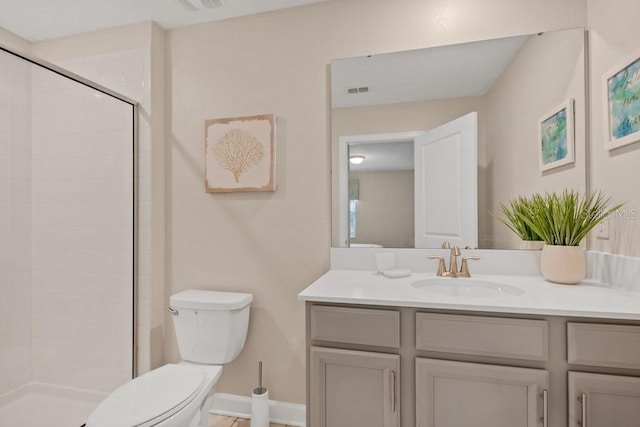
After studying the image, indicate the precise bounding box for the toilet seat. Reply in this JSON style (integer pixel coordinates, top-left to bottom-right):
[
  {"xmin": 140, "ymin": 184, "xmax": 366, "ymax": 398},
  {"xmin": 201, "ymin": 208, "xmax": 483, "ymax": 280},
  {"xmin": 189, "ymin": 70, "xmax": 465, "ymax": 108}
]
[{"xmin": 86, "ymin": 364, "xmax": 207, "ymax": 427}]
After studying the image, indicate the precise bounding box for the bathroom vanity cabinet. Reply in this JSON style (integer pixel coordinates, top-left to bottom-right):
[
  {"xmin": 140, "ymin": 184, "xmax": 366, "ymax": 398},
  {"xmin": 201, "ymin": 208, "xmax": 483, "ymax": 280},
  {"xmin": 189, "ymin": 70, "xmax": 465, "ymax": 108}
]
[
  {"xmin": 305, "ymin": 303, "xmax": 640, "ymax": 427},
  {"xmin": 309, "ymin": 305, "xmax": 401, "ymax": 427}
]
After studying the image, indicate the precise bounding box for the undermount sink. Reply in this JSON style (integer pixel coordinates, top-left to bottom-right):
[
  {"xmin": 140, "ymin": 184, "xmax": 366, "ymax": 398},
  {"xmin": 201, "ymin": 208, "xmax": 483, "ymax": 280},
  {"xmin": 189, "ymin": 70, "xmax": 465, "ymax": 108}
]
[{"xmin": 412, "ymin": 277, "xmax": 524, "ymax": 297}]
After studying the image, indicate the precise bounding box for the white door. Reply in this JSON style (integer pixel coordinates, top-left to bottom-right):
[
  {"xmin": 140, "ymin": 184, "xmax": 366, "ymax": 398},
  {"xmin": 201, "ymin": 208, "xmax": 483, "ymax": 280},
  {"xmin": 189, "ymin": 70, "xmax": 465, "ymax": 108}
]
[{"xmin": 414, "ymin": 112, "xmax": 477, "ymax": 248}]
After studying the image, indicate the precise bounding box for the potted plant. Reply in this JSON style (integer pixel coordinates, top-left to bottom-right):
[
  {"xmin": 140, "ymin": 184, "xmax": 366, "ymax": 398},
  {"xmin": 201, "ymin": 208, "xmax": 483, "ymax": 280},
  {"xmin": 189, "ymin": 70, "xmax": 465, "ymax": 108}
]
[
  {"xmin": 523, "ymin": 190, "xmax": 623, "ymax": 284},
  {"xmin": 492, "ymin": 195, "xmax": 545, "ymax": 249}
]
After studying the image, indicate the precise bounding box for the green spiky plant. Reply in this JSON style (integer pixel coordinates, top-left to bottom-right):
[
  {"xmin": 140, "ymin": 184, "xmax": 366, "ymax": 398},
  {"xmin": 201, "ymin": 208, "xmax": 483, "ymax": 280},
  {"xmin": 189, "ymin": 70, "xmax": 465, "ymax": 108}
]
[
  {"xmin": 492, "ymin": 195, "xmax": 545, "ymax": 242},
  {"xmin": 521, "ymin": 190, "xmax": 623, "ymax": 246}
]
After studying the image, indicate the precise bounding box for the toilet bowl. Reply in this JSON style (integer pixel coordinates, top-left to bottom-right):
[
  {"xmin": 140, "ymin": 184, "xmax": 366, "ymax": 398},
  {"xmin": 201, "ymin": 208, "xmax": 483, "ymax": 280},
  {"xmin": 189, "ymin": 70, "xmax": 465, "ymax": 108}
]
[{"xmin": 85, "ymin": 290, "xmax": 253, "ymax": 427}]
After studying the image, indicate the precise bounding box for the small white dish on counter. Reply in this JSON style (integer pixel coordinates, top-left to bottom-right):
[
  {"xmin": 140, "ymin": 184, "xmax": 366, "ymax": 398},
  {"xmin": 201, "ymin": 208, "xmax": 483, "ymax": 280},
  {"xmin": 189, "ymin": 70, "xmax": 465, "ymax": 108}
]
[{"xmin": 383, "ymin": 269, "xmax": 412, "ymax": 278}]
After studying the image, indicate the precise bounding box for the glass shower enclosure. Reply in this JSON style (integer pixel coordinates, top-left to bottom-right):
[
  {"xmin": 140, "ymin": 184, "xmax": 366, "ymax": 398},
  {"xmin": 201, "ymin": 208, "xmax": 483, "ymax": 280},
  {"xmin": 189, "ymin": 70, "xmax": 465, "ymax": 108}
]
[{"xmin": 0, "ymin": 43, "xmax": 136, "ymax": 426}]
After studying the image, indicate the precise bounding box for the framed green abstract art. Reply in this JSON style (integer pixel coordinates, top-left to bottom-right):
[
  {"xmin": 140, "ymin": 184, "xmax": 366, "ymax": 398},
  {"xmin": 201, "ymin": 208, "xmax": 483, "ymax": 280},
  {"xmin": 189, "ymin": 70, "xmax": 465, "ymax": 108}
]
[
  {"xmin": 604, "ymin": 51, "xmax": 640, "ymax": 150},
  {"xmin": 538, "ymin": 99, "xmax": 574, "ymax": 172}
]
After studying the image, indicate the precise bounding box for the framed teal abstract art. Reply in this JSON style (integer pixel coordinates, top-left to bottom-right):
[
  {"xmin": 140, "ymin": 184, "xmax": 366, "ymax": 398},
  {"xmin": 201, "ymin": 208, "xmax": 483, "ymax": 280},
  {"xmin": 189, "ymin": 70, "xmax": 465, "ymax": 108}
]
[
  {"xmin": 538, "ymin": 99, "xmax": 574, "ymax": 172},
  {"xmin": 604, "ymin": 52, "xmax": 640, "ymax": 150}
]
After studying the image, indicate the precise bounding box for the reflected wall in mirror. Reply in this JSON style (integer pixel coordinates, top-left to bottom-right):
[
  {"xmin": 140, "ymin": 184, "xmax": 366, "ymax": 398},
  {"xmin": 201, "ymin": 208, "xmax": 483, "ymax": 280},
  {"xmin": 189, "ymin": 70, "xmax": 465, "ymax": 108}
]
[{"xmin": 331, "ymin": 28, "xmax": 587, "ymax": 249}]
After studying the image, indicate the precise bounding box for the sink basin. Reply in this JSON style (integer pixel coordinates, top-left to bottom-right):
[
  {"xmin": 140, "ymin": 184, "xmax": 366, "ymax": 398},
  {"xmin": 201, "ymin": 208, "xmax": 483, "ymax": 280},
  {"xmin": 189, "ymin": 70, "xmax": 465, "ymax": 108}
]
[{"xmin": 412, "ymin": 277, "xmax": 524, "ymax": 297}]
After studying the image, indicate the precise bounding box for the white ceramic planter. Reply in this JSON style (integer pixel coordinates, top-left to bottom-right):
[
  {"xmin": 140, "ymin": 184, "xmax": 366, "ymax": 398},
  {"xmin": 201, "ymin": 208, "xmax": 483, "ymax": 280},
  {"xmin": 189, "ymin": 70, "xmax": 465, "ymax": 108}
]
[{"xmin": 540, "ymin": 244, "xmax": 586, "ymax": 284}]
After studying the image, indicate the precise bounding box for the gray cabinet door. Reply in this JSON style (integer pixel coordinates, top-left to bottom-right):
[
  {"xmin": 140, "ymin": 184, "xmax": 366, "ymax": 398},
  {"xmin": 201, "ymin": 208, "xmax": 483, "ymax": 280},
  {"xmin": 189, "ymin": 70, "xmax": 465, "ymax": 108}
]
[
  {"xmin": 416, "ymin": 358, "xmax": 548, "ymax": 427},
  {"xmin": 310, "ymin": 346, "xmax": 400, "ymax": 427},
  {"xmin": 568, "ymin": 371, "xmax": 640, "ymax": 426}
]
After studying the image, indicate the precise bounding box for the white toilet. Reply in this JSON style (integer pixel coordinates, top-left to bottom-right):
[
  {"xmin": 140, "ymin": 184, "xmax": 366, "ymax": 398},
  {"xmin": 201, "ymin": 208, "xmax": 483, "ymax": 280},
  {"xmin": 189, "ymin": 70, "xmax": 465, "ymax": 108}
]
[{"xmin": 86, "ymin": 289, "xmax": 253, "ymax": 427}]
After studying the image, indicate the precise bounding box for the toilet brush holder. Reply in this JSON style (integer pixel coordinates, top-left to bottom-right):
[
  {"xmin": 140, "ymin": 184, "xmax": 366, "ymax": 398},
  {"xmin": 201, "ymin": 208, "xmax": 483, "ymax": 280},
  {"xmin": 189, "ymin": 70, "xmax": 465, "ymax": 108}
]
[{"xmin": 251, "ymin": 361, "xmax": 269, "ymax": 427}]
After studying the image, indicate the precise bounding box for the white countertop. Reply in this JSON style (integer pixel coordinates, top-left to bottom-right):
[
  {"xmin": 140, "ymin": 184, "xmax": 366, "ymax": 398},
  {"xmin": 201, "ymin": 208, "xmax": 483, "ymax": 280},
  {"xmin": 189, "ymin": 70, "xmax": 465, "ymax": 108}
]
[{"xmin": 298, "ymin": 270, "xmax": 640, "ymax": 320}]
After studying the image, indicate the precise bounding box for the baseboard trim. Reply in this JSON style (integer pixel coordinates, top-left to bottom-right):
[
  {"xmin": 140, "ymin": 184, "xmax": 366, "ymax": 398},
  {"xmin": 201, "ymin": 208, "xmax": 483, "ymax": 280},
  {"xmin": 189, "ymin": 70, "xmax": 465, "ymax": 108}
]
[{"xmin": 211, "ymin": 393, "xmax": 306, "ymax": 426}]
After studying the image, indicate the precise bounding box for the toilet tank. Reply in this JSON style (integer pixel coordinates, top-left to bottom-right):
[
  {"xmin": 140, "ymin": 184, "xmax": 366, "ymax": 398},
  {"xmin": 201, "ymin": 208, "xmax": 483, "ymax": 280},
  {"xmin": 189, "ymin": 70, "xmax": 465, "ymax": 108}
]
[{"xmin": 169, "ymin": 290, "xmax": 253, "ymax": 364}]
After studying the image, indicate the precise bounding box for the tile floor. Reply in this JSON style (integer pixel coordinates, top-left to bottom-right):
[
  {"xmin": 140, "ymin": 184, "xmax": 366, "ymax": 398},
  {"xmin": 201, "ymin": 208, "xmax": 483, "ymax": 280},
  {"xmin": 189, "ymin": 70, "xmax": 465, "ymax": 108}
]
[
  {"xmin": 0, "ymin": 392, "xmax": 298, "ymax": 427},
  {"xmin": 210, "ymin": 414, "xmax": 295, "ymax": 427}
]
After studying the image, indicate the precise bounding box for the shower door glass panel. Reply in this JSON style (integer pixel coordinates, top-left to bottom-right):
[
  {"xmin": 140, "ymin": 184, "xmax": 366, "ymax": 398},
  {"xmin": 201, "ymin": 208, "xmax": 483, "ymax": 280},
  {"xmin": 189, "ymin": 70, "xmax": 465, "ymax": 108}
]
[{"xmin": 29, "ymin": 64, "xmax": 134, "ymax": 393}]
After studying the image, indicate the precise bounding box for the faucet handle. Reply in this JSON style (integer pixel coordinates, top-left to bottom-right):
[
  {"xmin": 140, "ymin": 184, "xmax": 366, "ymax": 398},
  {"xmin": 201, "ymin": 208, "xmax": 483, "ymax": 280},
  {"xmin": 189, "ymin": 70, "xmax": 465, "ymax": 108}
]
[
  {"xmin": 427, "ymin": 256, "xmax": 446, "ymax": 276},
  {"xmin": 459, "ymin": 256, "xmax": 481, "ymax": 278}
]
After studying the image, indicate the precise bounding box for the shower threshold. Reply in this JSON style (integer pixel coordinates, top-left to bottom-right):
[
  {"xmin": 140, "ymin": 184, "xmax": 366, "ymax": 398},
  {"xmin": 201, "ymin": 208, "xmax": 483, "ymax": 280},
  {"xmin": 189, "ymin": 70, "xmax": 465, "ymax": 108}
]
[{"xmin": 0, "ymin": 383, "xmax": 106, "ymax": 427}]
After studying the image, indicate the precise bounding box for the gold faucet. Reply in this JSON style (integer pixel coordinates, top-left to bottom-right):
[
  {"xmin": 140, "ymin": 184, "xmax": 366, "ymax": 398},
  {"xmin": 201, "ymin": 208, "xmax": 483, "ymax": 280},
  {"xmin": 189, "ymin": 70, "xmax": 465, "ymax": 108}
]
[
  {"xmin": 448, "ymin": 245, "xmax": 461, "ymax": 276},
  {"xmin": 428, "ymin": 242, "xmax": 480, "ymax": 277},
  {"xmin": 459, "ymin": 255, "xmax": 481, "ymax": 277}
]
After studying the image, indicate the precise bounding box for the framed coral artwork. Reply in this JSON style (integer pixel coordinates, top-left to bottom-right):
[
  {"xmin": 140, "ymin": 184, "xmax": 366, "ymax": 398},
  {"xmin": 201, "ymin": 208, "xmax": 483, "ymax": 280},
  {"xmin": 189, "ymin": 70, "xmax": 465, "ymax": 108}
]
[
  {"xmin": 603, "ymin": 51, "xmax": 640, "ymax": 150},
  {"xmin": 538, "ymin": 99, "xmax": 574, "ymax": 172},
  {"xmin": 205, "ymin": 114, "xmax": 276, "ymax": 192}
]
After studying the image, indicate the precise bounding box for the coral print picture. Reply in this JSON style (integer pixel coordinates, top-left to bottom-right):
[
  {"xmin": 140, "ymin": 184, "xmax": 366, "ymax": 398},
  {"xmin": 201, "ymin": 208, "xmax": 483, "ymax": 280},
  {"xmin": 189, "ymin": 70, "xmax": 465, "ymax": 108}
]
[
  {"xmin": 538, "ymin": 100, "xmax": 574, "ymax": 172},
  {"xmin": 604, "ymin": 53, "xmax": 640, "ymax": 149},
  {"xmin": 205, "ymin": 114, "xmax": 276, "ymax": 192}
]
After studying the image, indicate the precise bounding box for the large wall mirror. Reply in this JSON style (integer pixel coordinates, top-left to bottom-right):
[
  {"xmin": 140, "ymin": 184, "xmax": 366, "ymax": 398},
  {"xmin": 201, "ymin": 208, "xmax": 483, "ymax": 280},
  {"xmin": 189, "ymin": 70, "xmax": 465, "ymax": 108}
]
[{"xmin": 331, "ymin": 28, "xmax": 587, "ymax": 250}]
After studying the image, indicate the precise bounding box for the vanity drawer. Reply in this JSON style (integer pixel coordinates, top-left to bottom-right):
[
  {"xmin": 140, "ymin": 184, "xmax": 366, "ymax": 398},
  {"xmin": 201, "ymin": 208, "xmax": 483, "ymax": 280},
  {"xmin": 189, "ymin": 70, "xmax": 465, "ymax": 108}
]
[
  {"xmin": 416, "ymin": 312, "xmax": 548, "ymax": 361},
  {"xmin": 310, "ymin": 305, "xmax": 400, "ymax": 348},
  {"xmin": 567, "ymin": 322, "xmax": 640, "ymax": 369}
]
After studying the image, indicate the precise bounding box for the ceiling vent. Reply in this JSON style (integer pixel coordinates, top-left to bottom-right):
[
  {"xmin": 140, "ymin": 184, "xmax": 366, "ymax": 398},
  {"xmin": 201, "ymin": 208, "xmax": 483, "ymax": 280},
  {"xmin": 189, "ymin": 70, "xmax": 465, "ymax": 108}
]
[
  {"xmin": 347, "ymin": 86, "xmax": 369, "ymax": 94},
  {"xmin": 180, "ymin": 0, "xmax": 224, "ymax": 10}
]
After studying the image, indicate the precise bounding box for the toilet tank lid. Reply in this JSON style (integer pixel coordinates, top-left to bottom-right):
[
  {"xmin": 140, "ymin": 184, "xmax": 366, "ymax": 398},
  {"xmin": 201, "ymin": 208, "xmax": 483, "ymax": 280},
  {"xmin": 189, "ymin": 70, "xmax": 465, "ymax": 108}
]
[{"xmin": 170, "ymin": 290, "xmax": 253, "ymax": 310}]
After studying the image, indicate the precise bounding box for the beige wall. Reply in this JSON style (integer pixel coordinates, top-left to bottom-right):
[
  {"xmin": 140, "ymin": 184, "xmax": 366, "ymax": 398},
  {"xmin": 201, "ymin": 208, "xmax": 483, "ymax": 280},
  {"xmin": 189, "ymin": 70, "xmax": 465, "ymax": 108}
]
[
  {"xmin": 350, "ymin": 170, "xmax": 414, "ymax": 248},
  {"xmin": 167, "ymin": 0, "xmax": 586, "ymax": 402},
  {"xmin": 587, "ymin": 0, "xmax": 640, "ymax": 257},
  {"xmin": 485, "ymin": 29, "xmax": 587, "ymax": 248}
]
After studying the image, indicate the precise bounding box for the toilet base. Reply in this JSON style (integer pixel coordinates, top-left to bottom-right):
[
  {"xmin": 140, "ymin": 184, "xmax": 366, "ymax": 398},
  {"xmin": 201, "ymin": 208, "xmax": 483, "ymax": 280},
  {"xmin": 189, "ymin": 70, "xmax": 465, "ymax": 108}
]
[
  {"xmin": 89, "ymin": 364, "xmax": 223, "ymax": 427},
  {"xmin": 159, "ymin": 364, "xmax": 222, "ymax": 427},
  {"xmin": 196, "ymin": 393, "xmax": 217, "ymax": 427}
]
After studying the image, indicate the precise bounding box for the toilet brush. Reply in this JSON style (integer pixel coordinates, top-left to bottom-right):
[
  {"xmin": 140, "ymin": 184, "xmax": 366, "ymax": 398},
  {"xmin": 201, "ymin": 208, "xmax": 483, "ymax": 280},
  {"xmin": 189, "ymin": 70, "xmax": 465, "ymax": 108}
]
[{"xmin": 251, "ymin": 361, "xmax": 269, "ymax": 427}]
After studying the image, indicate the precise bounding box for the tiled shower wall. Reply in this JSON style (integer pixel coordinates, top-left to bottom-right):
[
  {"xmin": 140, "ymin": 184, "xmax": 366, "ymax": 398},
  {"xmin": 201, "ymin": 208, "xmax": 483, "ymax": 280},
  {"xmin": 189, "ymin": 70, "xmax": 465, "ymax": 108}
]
[
  {"xmin": 29, "ymin": 53, "xmax": 139, "ymax": 392},
  {"xmin": 0, "ymin": 51, "xmax": 32, "ymax": 396}
]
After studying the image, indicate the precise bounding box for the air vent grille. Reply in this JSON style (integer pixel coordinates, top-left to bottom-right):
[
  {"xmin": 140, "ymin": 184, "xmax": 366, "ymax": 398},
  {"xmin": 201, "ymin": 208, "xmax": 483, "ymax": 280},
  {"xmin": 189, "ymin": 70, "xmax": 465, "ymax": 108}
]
[{"xmin": 347, "ymin": 86, "xmax": 369, "ymax": 94}]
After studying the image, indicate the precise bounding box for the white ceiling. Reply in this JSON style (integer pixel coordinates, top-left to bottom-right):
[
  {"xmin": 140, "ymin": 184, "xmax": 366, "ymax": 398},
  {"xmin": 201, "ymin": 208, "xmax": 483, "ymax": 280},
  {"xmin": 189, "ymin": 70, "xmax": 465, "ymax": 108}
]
[{"xmin": 0, "ymin": 0, "xmax": 328, "ymax": 42}]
